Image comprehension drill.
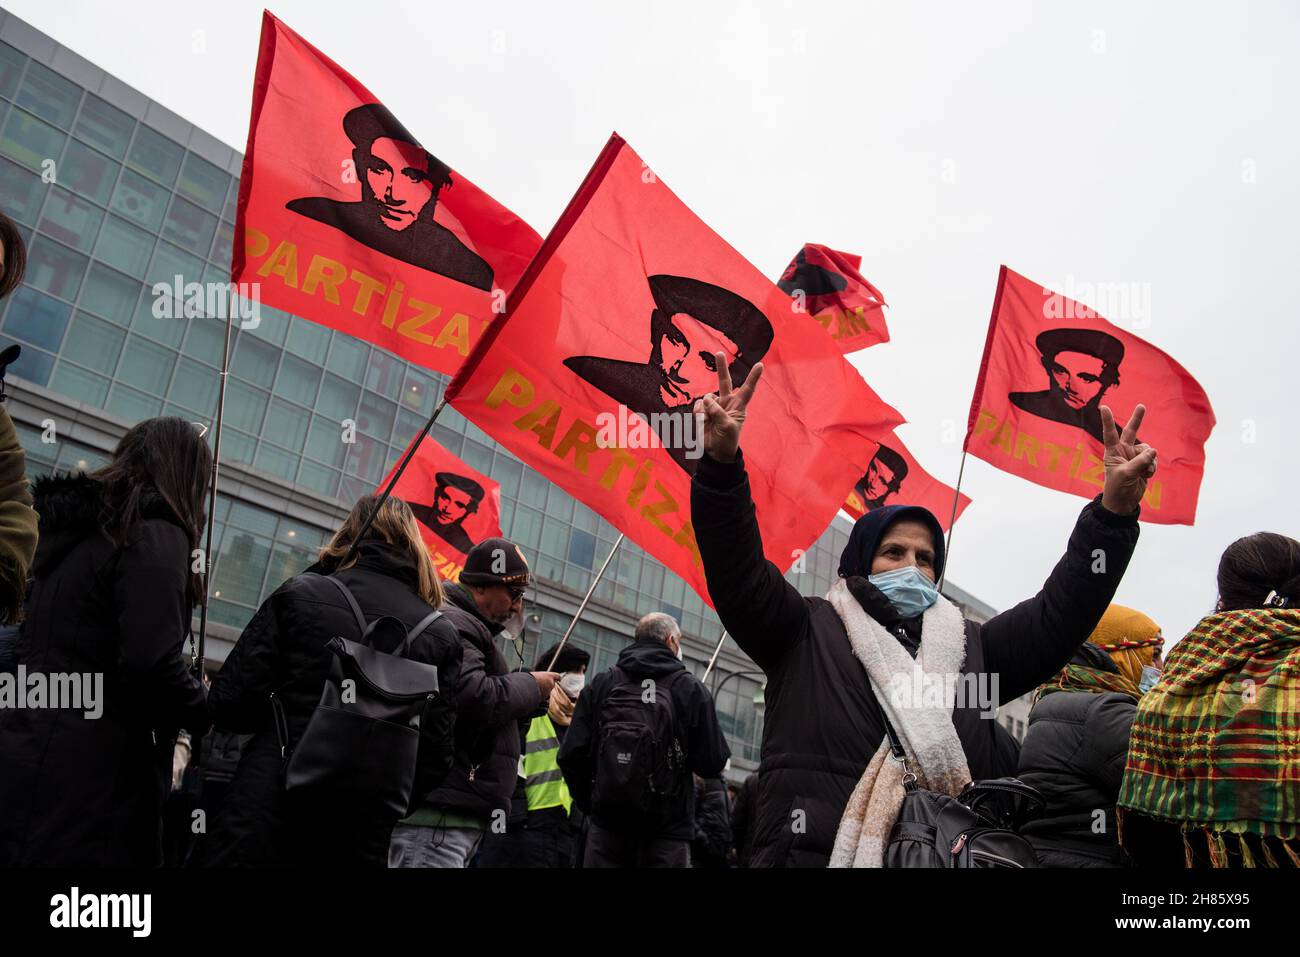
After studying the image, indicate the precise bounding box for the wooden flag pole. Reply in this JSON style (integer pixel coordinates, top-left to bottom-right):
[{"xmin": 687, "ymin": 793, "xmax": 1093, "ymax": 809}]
[{"xmin": 546, "ymin": 533, "xmax": 625, "ymax": 672}]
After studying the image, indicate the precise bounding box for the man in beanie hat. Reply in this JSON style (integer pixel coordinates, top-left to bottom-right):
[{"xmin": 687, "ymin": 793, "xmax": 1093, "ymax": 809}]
[
  {"xmin": 391, "ymin": 538, "xmax": 560, "ymax": 868},
  {"xmin": 689, "ymin": 357, "xmax": 1157, "ymax": 867}
]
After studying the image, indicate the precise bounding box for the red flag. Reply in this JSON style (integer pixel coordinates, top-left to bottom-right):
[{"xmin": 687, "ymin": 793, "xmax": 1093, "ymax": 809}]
[
  {"xmin": 233, "ymin": 12, "xmax": 541, "ymax": 377},
  {"xmin": 842, "ymin": 432, "xmax": 971, "ymax": 532},
  {"xmin": 776, "ymin": 243, "xmax": 889, "ymax": 352},
  {"xmin": 446, "ymin": 135, "xmax": 903, "ymax": 605},
  {"xmin": 379, "ymin": 436, "xmax": 503, "ymax": 583},
  {"xmin": 964, "ymin": 266, "xmax": 1215, "ymax": 525}
]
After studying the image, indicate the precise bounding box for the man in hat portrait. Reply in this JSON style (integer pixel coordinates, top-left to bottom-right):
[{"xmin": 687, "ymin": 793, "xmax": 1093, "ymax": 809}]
[
  {"xmin": 854, "ymin": 443, "xmax": 910, "ymax": 510},
  {"xmin": 563, "ymin": 274, "xmax": 774, "ymax": 473},
  {"xmin": 409, "ymin": 472, "xmax": 485, "ymax": 555},
  {"xmin": 1009, "ymin": 327, "xmax": 1126, "ymax": 442},
  {"xmin": 286, "ymin": 103, "xmax": 493, "ymax": 289}
]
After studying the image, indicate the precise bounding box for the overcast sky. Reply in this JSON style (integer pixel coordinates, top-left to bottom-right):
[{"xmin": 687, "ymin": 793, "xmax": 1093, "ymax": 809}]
[{"xmin": 11, "ymin": 0, "xmax": 1298, "ymax": 647}]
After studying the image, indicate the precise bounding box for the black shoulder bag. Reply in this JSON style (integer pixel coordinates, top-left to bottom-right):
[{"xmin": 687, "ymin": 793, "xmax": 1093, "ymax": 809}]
[{"xmin": 879, "ymin": 710, "xmax": 1045, "ymax": 868}]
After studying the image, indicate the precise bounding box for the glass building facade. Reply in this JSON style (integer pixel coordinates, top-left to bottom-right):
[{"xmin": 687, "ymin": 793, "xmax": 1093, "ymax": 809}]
[{"xmin": 0, "ymin": 11, "xmax": 1011, "ymax": 770}]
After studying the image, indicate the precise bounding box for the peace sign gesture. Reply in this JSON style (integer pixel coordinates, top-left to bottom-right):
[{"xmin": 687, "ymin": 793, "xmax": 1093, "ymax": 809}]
[
  {"xmin": 694, "ymin": 353, "xmax": 765, "ymax": 464},
  {"xmin": 1100, "ymin": 404, "xmax": 1158, "ymax": 515}
]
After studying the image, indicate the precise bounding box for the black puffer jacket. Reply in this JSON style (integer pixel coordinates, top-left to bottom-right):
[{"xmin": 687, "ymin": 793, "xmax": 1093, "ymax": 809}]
[
  {"xmin": 692, "ymin": 774, "xmax": 733, "ymax": 867},
  {"xmin": 558, "ymin": 637, "xmax": 730, "ymax": 841},
  {"xmin": 690, "ymin": 450, "xmax": 1140, "ymax": 868},
  {"xmin": 0, "ymin": 473, "xmax": 209, "ymax": 867},
  {"xmin": 1017, "ymin": 643, "xmax": 1137, "ymax": 867},
  {"xmin": 198, "ymin": 541, "xmax": 461, "ymax": 867},
  {"xmin": 412, "ymin": 582, "xmax": 546, "ymax": 821}
]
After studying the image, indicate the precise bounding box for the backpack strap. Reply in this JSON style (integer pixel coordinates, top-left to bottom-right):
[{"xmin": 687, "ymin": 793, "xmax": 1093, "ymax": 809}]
[
  {"xmin": 401, "ymin": 609, "xmax": 444, "ymax": 656},
  {"xmin": 318, "ymin": 574, "xmax": 369, "ymax": 639}
]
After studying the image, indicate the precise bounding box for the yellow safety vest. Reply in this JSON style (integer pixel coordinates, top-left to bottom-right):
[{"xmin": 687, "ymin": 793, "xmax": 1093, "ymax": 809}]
[{"xmin": 523, "ymin": 714, "xmax": 571, "ymax": 814}]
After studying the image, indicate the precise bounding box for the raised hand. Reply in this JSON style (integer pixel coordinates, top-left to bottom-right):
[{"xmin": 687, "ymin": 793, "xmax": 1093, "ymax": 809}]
[
  {"xmin": 694, "ymin": 354, "xmax": 764, "ymax": 464},
  {"xmin": 1100, "ymin": 404, "xmax": 1158, "ymax": 515}
]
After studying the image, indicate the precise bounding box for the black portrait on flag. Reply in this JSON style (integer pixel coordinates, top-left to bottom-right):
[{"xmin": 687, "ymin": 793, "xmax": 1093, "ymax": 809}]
[
  {"xmin": 1009, "ymin": 328, "xmax": 1125, "ymax": 443},
  {"xmin": 286, "ymin": 104, "xmax": 494, "ymax": 290},
  {"xmin": 854, "ymin": 443, "xmax": 910, "ymax": 509},
  {"xmin": 564, "ymin": 274, "xmax": 774, "ymax": 473},
  {"xmin": 408, "ymin": 472, "xmax": 485, "ymax": 554}
]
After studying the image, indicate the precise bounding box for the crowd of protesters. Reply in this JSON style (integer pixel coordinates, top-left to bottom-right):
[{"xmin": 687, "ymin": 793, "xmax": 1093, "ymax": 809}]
[{"xmin": 0, "ymin": 213, "xmax": 1295, "ymax": 869}]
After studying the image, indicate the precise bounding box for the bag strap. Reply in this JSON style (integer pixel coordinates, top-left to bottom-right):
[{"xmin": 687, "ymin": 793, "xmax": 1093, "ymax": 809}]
[
  {"xmin": 319, "ymin": 574, "xmax": 369, "ymax": 639},
  {"xmin": 401, "ymin": 609, "xmax": 444, "ymax": 656},
  {"xmin": 877, "ymin": 704, "xmax": 918, "ymax": 789}
]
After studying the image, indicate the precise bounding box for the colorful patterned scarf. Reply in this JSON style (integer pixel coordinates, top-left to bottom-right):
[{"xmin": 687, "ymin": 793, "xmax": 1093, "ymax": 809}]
[
  {"xmin": 1118, "ymin": 608, "xmax": 1300, "ymax": 850},
  {"xmin": 1035, "ymin": 662, "xmax": 1142, "ymax": 704}
]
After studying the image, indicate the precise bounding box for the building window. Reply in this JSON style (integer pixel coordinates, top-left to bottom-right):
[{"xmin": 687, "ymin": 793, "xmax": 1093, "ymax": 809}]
[
  {"xmin": 59, "ymin": 139, "xmax": 119, "ymax": 205},
  {"xmin": 24, "ymin": 235, "xmax": 88, "ymax": 302},
  {"xmin": 73, "ymin": 94, "xmax": 134, "ymax": 160},
  {"xmin": 126, "ymin": 124, "xmax": 183, "ymax": 187},
  {"xmin": 0, "ymin": 41, "xmax": 26, "ymax": 99},
  {"xmin": 0, "ymin": 155, "xmax": 43, "ymax": 223},
  {"xmin": 93, "ymin": 214, "xmax": 155, "ymax": 279},
  {"xmin": 110, "ymin": 168, "xmax": 168, "ymax": 231},
  {"xmin": 63, "ymin": 310, "xmax": 126, "ymax": 375},
  {"xmin": 2, "ymin": 285, "xmax": 71, "ymax": 353},
  {"xmin": 37, "ymin": 186, "xmax": 104, "ymax": 252},
  {"xmin": 176, "ymin": 151, "xmax": 230, "ymax": 216},
  {"xmin": 15, "ymin": 60, "xmax": 80, "ymax": 129},
  {"xmin": 0, "ymin": 106, "xmax": 67, "ymax": 171}
]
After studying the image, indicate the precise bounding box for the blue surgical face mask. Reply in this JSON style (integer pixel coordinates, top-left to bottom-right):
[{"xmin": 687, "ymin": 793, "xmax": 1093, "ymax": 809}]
[
  {"xmin": 1138, "ymin": 665, "xmax": 1160, "ymax": 693},
  {"xmin": 867, "ymin": 565, "xmax": 940, "ymax": 619}
]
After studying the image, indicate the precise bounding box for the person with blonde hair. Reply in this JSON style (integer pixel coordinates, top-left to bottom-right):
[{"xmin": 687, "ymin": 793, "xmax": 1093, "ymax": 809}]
[
  {"xmin": 1016, "ymin": 604, "xmax": 1163, "ymax": 866},
  {"xmin": 199, "ymin": 494, "xmax": 462, "ymax": 867}
]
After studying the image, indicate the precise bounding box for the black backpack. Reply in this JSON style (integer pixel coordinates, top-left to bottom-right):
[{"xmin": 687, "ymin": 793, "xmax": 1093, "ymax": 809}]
[
  {"xmin": 878, "ymin": 711, "xmax": 1045, "ymax": 868},
  {"xmin": 590, "ymin": 665, "xmax": 688, "ymax": 827},
  {"xmin": 272, "ymin": 574, "xmax": 443, "ymax": 818}
]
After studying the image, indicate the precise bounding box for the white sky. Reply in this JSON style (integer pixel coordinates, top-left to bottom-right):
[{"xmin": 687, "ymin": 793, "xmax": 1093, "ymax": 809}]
[{"xmin": 11, "ymin": 0, "xmax": 1299, "ymax": 647}]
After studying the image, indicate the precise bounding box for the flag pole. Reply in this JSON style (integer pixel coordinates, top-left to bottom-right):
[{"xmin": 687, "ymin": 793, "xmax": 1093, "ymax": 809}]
[
  {"xmin": 546, "ymin": 533, "xmax": 624, "ymax": 672},
  {"xmin": 700, "ymin": 626, "xmax": 728, "ymax": 684},
  {"xmin": 937, "ymin": 449, "xmax": 968, "ymax": 593},
  {"xmin": 194, "ymin": 303, "xmax": 238, "ymax": 682},
  {"xmin": 342, "ymin": 394, "xmax": 449, "ymax": 564}
]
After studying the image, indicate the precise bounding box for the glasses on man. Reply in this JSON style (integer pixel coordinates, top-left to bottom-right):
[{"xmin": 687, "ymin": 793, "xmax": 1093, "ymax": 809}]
[{"xmin": 506, "ymin": 584, "xmax": 526, "ymax": 602}]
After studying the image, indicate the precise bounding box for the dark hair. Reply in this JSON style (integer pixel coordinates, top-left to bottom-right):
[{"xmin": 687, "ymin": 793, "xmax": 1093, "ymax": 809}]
[
  {"xmin": 1217, "ymin": 532, "xmax": 1300, "ymax": 611},
  {"xmin": 90, "ymin": 417, "xmax": 213, "ymax": 605},
  {"xmin": 865, "ymin": 444, "xmax": 909, "ymax": 493},
  {"xmin": 0, "ymin": 211, "xmax": 27, "ymax": 300},
  {"xmin": 1036, "ymin": 327, "xmax": 1124, "ymax": 390},
  {"xmin": 777, "ymin": 248, "xmax": 847, "ymax": 298},
  {"xmin": 647, "ymin": 275, "xmax": 774, "ymax": 383},
  {"xmin": 534, "ymin": 642, "xmax": 590, "ymax": 673},
  {"xmin": 343, "ymin": 103, "xmax": 454, "ymax": 195},
  {"xmin": 435, "ymin": 471, "xmax": 485, "ymax": 509}
]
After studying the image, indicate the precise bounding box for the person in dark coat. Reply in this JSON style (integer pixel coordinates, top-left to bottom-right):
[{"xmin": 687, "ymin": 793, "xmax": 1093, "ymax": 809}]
[
  {"xmin": 0, "ymin": 417, "xmax": 212, "ymax": 867},
  {"xmin": 731, "ymin": 770, "xmax": 759, "ymax": 867},
  {"xmin": 691, "ymin": 773, "xmax": 733, "ymax": 868},
  {"xmin": 1017, "ymin": 604, "xmax": 1162, "ymax": 866},
  {"xmin": 197, "ymin": 494, "xmax": 461, "ymax": 868},
  {"xmin": 689, "ymin": 359, "xmax": 1158, "ymax": 867},
  {"xmin": 558, "ymin": 612, "xmax": 731, "ymax": 868},
  {"xmin": 476, "ymin": 642, "xmax": 590, "ymax": 868},
  {"xmin": 392, "ymin": 537, "xmax": 557, "ymax": 867}
]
